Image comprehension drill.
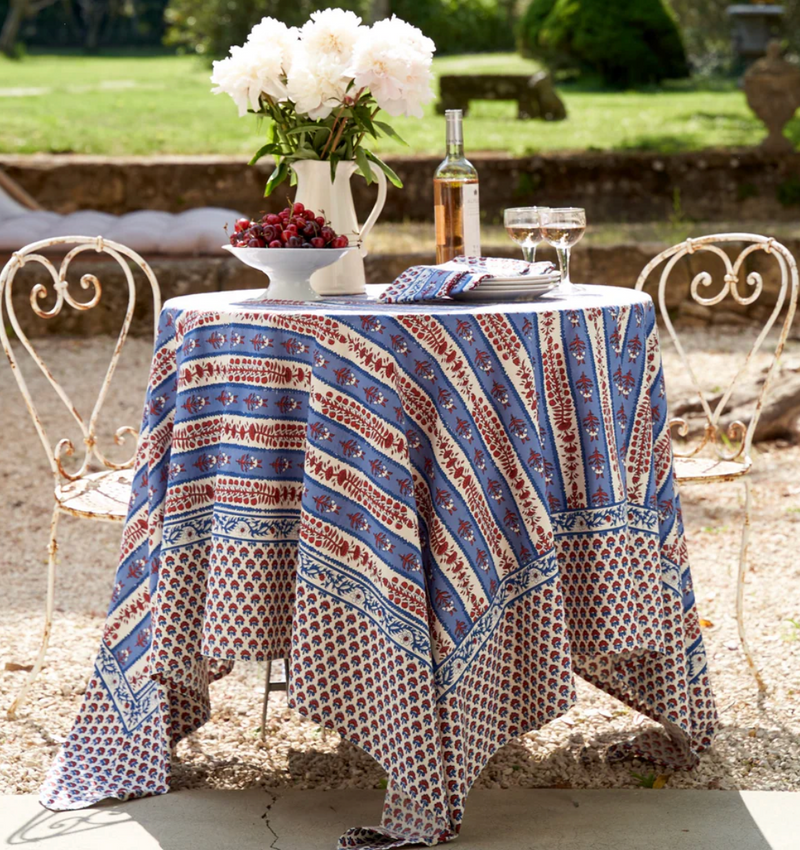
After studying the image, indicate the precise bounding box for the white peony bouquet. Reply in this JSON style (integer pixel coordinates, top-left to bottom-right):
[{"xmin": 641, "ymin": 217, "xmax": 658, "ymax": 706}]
[{"xmin": 210, "ymin": 9, "xmax": 436, "ymax": 195}]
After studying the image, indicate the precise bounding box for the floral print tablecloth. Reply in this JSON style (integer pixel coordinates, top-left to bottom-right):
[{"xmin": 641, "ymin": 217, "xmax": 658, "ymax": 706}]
[{"xmin": 41, "ymin": 286, "xmax": 717, "ymax": 849}]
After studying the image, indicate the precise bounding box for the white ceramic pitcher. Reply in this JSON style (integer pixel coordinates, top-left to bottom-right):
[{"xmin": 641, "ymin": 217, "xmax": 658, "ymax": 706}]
[{"xmin": 292, "ymin": 160, "xmax": 387, "ymax": 296}]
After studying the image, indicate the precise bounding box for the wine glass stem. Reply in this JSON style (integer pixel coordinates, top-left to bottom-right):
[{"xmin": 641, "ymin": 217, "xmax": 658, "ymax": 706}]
[
  {"xmin": 557, "ymin": 246, "xmax": 572, "ymax": 287},
  {"xmin": 522, "ymin": 244, "xmax": 537, "ymax": 264}
]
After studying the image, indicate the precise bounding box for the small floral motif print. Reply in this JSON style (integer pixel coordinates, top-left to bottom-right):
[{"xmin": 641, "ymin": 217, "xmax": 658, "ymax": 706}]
[
  {"xmin": 181, "ymin": 395, "xmax": 210, "ymax": 415},
  {"xmin": 216, "ymin": 390, "xmax": 238, "ymax": 406},
  {"xmin": 340, "ymin": 439, "xmax": 364, "ymax": 458},
  {"xmin": 361, "ymin": 316, "xmax": 384, "ymax": 333},
  {"xmin": 435, "ymin": 489, "xmax": 456, "ymax": 514},
  {"xmin": 400, "ymin": 552, "xmax": 422, "ymax": 572},
  {"xmin": 455, "ymin": 418, "xmax": 473, "ymax": 441},
  {"xmin": 308, "ymin": 422, "xmax": 333, "ymax": 441},
  {"xmin": 334, "ymin": 367, "xmax": 358, "ymax": 387},
  {"xmin": 313, "ymin": 495, "xmax": 340, "ymax": 514},
  {"xmin": 250, "ymin": 333, "xmax": 273, "ymax": 350},
  {"xmin": 583, "ymin": 411, "xmax": 600, "ymax": 440},
  {"xmin": 475, "ymin": 350, "xmax": 494, "ymax": 373},
  {"xmin": 270, "ymin": 456, "xmax": 292, "ymax": 474},
  {"xmin": 282, "ymin": 338, "xmax": 309, "ymax": 355},
  {"xmin": 277, "ymin": 396, "xmax": 302, "ymax": 414},
  {"xmin": 588, "ymin": 448, "xmax": 605, "ymax": 477},
  {"xmin": 348, "ymin": 512, "xmax": 370, "ymax": 532},
  {"xmin": 370, "ymin": 458, "xmax": 392, "ymax": 479},
  {"xmin": 390, "ymin": 335, "xmax": 409, "ymax": 355},
  {"xmin": 628, "ymin": 336, "xmax": 642, "ymax": 362},
  {"xmin": 455, "ymin": 320, "xmax": 474, "ymax": 343},
  {"xmin": 364, "ymin": 386, "xmax": 387, "ymax": 406},
  {"xmin": 167, "ymin": 463, "xmax": 185, "ymax": 481},
  {"xmin": 236, "ymin": 454, "xmax": 262, "ymax": 471},
  {"xmin": 207, "ymin": 332, "xmax": 226, "ymax": 349},
  {"xmin": 244, "ymin": 393, "xmax": 266, "ymax": 411},
  {"xmin": 491, "ymin": 381, "xmax": 510, "ymax": 408},
  {"xmin": 474, "ymin": 448, "xmax": 487, "ymax": 471},
  {"xmin": 508, "ymin": 416, "xmax": 529, "ymax": 442},
  {"xmin": 457, "ymin": 520, "xmax": 475, "ymax": 544},
  {"xmin": 149, "ymin": 395, "xmax": 167, "ymax": 416},
  {"xmin": 230, "ymin": 331, "xmax": 245, "ymax": 346},
  {"xmin": 438, "ymin": 387, "xmax": 455, "ymax": 411},
  {"xmin": 313, "ymin": 349, "xmax": 329, "ymax": 368},
  {"xmin": 374, "ymin": 532, "xmax": 394, "ymax": 552},
  {"xmin": 414, "ymin": 360, "xmax": 436, "ymax": 381},
  {"xmin": 487, "ymin": 479, "xmax": 504, "ymax": 502}
]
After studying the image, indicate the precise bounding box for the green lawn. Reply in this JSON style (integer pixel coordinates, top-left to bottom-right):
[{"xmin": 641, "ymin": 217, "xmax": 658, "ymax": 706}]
[{"xmin": 0, "ymin": 51, "xmax": 793, "ymax": 157}]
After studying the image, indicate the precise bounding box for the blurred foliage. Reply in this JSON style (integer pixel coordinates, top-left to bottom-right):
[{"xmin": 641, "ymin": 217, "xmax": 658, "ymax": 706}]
[
  {"xmin": 164, "ymin": 0, "xmax": 366, "ymax": 56},
  {"xmin": 0, "ymin": 0, "xmax": 170, "ymax": 50},
  {"xmin": 519, "ymin": 0, "xmax": 689, "ymax": 88},
  {"xmin": 391, "ymin": 0, "xmax": 516, "ymax": 55},
  {"xmin": 164, "ymin": 0, "xmax": 518, "ymax": 58}
]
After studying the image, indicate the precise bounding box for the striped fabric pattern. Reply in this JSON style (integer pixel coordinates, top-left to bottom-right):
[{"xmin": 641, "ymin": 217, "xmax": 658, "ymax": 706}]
[{"xmin": 41, "ymin": 287, "xmax": 717, "ymax": 849}]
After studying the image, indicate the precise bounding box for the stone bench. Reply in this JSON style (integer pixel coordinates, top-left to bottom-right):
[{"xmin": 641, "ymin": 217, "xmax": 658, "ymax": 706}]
[{"xmin": 436, "ymin": 72, "xmax": 567, "ymax": 121}]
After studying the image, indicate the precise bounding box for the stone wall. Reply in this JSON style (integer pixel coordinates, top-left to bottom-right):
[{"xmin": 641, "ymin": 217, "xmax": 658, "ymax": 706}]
[
  {"xmin": 4, "ymin": 237, "xmax": 795, "ymax": 339},
  {"xmin": 5, "ymin": 149, "xmax": 800, "ymax": 223}
]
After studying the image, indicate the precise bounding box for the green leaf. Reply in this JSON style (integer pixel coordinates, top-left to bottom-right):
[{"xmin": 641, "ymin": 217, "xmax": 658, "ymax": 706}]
[
  {"xmin": 354, "ymin": 106, "xmax": 378, "ymax": 139},
  {"xmin": 292, "ymin": 148, "xmax": 321, "ymax": 160},
  {"xmin": 355, "ymin": 146, "xmax": 374, "ymax": 185},
  {"xmin": 373, "ymin": 121, "xmax": 408, "ymax": 146},
  {"xmin": 264, "ymin": 160, "xmax": 289, "ymax": 197},
  {"xmin": 286, "ymin": 123, "xmax": 327, "ymax": 136},
  {"xmin": 249, "ymin": 143, "xmax": 280, "ymax": 166},
  {"xmin": 365, "ymin": 151, "xmax": 403, "ymax": 188}
]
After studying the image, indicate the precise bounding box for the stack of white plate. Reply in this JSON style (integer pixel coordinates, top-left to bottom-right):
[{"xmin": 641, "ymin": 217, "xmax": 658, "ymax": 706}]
[{"xmin": 456, "ymin": 271, "xmax": 561, "ymax": 301}]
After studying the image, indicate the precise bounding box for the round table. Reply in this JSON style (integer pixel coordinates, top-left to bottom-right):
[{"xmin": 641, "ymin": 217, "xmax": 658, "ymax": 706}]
[{"xmin": 42, "ymin": 286, "xmax": 718, "ymax": 850}]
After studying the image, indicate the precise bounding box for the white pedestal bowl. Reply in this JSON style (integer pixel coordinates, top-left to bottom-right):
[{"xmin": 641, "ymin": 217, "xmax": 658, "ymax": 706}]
[{"xmin": 223, "ymin": 245, "xmax": 356, "ymax": 301}]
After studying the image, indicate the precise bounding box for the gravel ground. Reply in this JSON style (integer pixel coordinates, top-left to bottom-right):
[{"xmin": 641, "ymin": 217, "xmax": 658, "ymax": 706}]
[{"xmin": 1, "ymin": 326, "xmax": 798, "ymax": 798}]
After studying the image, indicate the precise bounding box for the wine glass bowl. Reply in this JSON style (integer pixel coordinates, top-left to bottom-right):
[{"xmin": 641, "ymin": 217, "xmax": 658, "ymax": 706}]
[
  {"xmin": 504, "ymin": 207, "xmax": 549, "ymax": 264},
  {"xmin": 540, "ymin": 207, "xmax": 586, "ymax": 290}
]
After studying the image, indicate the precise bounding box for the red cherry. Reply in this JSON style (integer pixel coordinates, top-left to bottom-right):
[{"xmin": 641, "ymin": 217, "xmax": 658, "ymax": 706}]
[
  {"xmin": 302, "ymin": 209, "xmax": 316, "ymax": 220},
  {"xmin": 265, "ymin": 214, "xmax": 281, "ymax": 225},
  {"xmin": 234, "ymin": 218, "xmax": 251, "ymax": 233},
  {"xmin": 268, "ymin": 240, "xmax": 283, "ymax": 248},
  {"xmin": 310, "ymin": 236, "xmax": 326, "ymax": 248},
  {"xmin": 293, "ymin": 202, "xmax": 305, "ymax": 214},
  {"xmin": 332, "ymin": 235, "xmax": 349, "ymax": 248},
  {"xmin": 314, "ymin": 216, "xmax": 325, "ymax": 227},
  {"xmin": 285, "ymin": 223, "xmax": 298, "ymax": 234},
  {"xmin": 320, "ymin": 226, "xmax": 335, "ymax": 241},
  {"xmin": 229, "ymin": 234, "xmax": 239, "ymax": 245},
  {"xmin": 247, "ymin": 237, "xmax": 265, "ymax": 248},
  {"xmin": 281, "ymin": 230, "xmax": 294, "ymax": 242},
  {"xmin": 287, "ymin": 235, "xmax": 303, "ymax": 248}
]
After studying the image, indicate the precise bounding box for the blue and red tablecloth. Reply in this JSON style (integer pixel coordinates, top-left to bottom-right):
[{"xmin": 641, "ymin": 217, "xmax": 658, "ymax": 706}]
[{"xmin": 41, "ymin": 286, "xmax": 717, "ymax": 849}]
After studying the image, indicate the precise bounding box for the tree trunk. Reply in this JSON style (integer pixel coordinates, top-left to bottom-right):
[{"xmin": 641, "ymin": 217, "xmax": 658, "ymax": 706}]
[{"xmin": 0, "ymin": 0, "xmax": 28, "ymax": 57}]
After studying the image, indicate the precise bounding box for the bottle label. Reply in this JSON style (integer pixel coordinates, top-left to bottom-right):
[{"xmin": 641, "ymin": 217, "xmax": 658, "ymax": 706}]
[{"xmin": 462, "ymin": 183, "xmax": 481, "ymax": 258}]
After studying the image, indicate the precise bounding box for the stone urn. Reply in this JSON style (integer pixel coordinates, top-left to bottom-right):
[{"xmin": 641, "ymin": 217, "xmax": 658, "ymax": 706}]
[{"xmin": 743, "ymin": 40, "xmax": 800, "ymax": 153}]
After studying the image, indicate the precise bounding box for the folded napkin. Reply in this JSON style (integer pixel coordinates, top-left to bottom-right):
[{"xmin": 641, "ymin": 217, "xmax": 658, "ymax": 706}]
[{"xmin": 379, "ymin": 256, "xmax": 557, "ymax": 303}]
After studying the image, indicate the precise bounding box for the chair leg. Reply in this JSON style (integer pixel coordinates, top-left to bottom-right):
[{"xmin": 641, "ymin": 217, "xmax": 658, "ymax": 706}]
[
  {"xmin": 260, "ymin": 660, "xmax": 272, "ymax": 742},
  {"xmin": 7, "ymin": 505, "xmax": 61, "ymax": 720},
  {"xmin": 736, "ymin": 477, "xmax": 766, "ymax": 693}
]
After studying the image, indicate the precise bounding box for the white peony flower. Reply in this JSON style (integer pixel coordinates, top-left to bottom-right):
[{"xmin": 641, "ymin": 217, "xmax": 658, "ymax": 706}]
[
  {"xmin": 287, "ymin": 50, "xmax": 351, "ymax": 120},
  {"xmin": 210, "ymin": 18, "xmax": 298, "ymax": 116},
  {"xmin": 348, "ymin": 15, "xmax": 435, "ymax": 119},
  {"xmin": 298, "ymin": 7, "xmax": 366, "ymax": 62},
  {"xmin": 247, "ymin": 16, "xmax": 298, "ymax": 65}
]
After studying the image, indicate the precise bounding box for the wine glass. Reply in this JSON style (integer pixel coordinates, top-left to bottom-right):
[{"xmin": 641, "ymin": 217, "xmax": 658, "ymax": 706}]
[
  {"xmin": 541, "ymin": 207, "xmax": 586, "ymax": 290},
  {"xmin": 504, "ymin": 207, "xmax": 549, "ymax": 264}
]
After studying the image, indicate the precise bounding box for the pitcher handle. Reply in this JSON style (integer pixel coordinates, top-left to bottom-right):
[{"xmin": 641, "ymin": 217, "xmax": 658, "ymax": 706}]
[{"xmin": 356, "ymin": 163, "xmax": 387, "ymax": 258}]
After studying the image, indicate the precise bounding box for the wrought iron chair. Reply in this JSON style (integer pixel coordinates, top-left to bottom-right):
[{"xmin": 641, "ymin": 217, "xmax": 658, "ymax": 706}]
[
  {"xmin": 1, "ymin": 236, "xmax": 161, "ymax": 719},
  {"xmin": 636, "ymin": 233, "xmax": 798, "ymax": 691}
]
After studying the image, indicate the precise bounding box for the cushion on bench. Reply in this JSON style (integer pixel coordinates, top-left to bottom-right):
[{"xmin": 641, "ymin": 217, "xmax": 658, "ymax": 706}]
[{"xmin": 0, "ymin": 207, "xmax": 242, "ymax": 255}]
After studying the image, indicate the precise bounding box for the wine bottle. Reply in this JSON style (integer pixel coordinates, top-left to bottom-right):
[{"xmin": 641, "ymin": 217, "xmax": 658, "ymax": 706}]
[{"xmin": 434, "ymin": 109, "xmax": 480, "ymax": 264}]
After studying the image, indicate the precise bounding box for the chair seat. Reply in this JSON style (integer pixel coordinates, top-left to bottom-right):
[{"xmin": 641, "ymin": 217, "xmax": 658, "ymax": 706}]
[
  {"xmin": 674, "ymin": 455, "xmax": 751, "ymax": 483},
  {"xmin": 55, "ymin": 468, "xmax": 133, "ymax": 520}
]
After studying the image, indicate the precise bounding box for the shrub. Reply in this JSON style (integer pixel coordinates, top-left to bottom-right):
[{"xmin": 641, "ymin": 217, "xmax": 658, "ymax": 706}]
[
  {"xmin": 392, "ymin": 0, "xmax": 516, "ymax": 55},
  {"xmin": 520, "ymin": 0, "xmax": 690, "ymax": 88},
  {"xmin": 164, "ymin": 0, "xmax": 368, "ymax": 58}
]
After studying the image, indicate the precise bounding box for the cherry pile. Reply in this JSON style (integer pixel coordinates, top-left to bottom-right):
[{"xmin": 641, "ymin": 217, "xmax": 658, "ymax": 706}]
[{"xmin": 228, "ymin": 203, "xmax": 350, "ymax": 249}]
